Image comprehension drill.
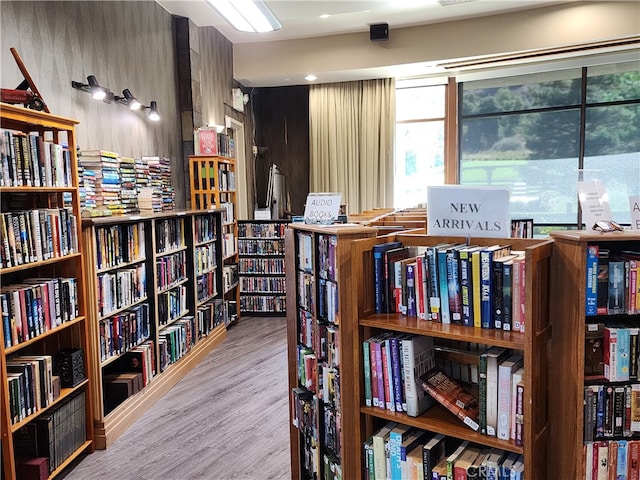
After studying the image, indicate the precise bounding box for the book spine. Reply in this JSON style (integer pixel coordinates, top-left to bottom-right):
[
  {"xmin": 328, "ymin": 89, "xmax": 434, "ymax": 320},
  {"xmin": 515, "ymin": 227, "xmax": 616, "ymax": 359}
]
[
  {"xmin": 502, "ymin": 261, "xmax": 513, "ymax": 331},
  {"xmin": 437, "ymin": 250, "xmax": 450, "ymax": 324},
  {"xmin": 427, "ymin": 248, "xmax": 441, "ymax": 322},
  {"xmin": 586, "ymin": 245, "xmax": 599, "ymax": 316},
  {"xmin": 447, "ymin": 250, "xmax": 462, "ymax": 324},
  {"xmin": 480, "ymin": 250, "xmax": 493, "ymax": 329},
  {"xmin": 363, "ymin": 340, "xmax": 372, "ymax": 407},
  {"xmin": 515, "ymin": 381, "xmax": 524, "ymax": 446},
  {"xmin": 479, "ymin": 353, "xmax": 488, "ymax": 435},
  {"xmin": 492, "ymin": 258, "xmax": 504, "ymax": 329},
  {"xmin": 407, "ymin": 263, "xmax": 417, "ymax": 317},
  {"xmin": 390, "ymin": 337, "xmax": 404, "ymax": 412},
  {"xmin": 374, "ymin": 251, "xmax": 385, "ymax": 313}
]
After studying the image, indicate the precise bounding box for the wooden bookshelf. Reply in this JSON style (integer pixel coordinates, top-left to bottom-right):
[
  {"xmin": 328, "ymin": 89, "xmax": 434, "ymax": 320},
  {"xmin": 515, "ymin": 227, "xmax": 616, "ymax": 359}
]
[
  {"xmin": 350, "ymin": 232, "xmax": 553, "ymax": 480},
  {"xmin": 285, "ymin": 222, "xmax": 377, "ymax": 480},
  {"xmin": 237, "ymin": 220, "xmax": 290, "ymax": 316},
  {"xmin": 0, "ymin": 103, "xmax": 94, "ymax": 479},
  {"xmin": 189, "ymin": 156, "xmax": 239, "ymax": 324},
  {"xmin": 82, "ymin": 210, "xmax": 227, "ymax": 449},
  {"xmin": 548, "ymin": 230, "xmax": 640, "ymax": 479}
]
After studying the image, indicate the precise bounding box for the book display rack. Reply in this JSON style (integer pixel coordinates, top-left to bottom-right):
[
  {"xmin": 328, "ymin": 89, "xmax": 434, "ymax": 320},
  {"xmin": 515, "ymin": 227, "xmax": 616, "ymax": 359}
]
[
  {"xmin": 238, "ymin": 220, "xmax": 290, "ymax": 316},
  {"xmin": 189, "ymin": 155, "xmax": 239, "ymax": 324},
  {"xmin": 0, "ymin": 103, "xmax": 94, "ymax": 480},
  {"xmin": 350, "ymin": 232, "xmax": 553, "ymax": 479},
  {"xmin": 285, "ymin": 223, "xmax": 376, "ymax": 480},
  {"xmin": 82, "ymin": 210, "xmax": 227, "ymax": 449},
  {"xmin": 549, "ymin": 230, "xmax": 640, "ymax": 479}
]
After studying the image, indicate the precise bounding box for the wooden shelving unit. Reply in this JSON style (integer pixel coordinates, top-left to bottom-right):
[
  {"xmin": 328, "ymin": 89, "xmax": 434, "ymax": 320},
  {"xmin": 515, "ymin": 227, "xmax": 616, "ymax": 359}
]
[
  {"xmin": 548, "ymin": 230, "xmax": 640, "ymax": 479},
  {"xmin": 350, "ymin": 232, "xmax": 553, "ymax": 480},
  {"xmin": 189, "ymin": 156, "xmax": 239, "ymax": 324},
  {"xmin": 0, "ymin": 103, "xmax": 94, "ymax": 479},
  {"xmin": 285, "ymin": 222, "xmax": 376, "ymax": 480},
  {"xmin": 237, "ymin": 220, "xmax": 290, "ymax": 316},
  {"xmin": 81, "ymin": 210, "xmax": 227, "ymax": 449}
]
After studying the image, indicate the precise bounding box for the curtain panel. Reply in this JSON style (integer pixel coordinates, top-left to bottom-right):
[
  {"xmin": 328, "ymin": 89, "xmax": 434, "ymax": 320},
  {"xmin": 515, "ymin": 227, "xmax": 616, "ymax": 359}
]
[{"xmin": 309, "ymin": 78, "xmax": 395, "ymax": 214}]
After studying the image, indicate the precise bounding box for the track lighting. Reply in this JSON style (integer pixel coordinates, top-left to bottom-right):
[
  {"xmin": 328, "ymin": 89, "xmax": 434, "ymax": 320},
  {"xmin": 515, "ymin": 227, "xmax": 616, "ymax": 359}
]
[{"xmin": 72, "ymin": 76, "xmax": 158, "ymax": 120}]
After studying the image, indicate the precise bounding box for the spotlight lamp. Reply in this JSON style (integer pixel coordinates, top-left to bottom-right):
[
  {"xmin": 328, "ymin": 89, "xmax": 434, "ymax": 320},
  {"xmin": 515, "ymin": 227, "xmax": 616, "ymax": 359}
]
[
  {"xmin": 146, "ymin": 101, "xmax": 160, "ymax": 121},
  {"xmin": 71, "ymin": 75, "xmax": 109, "ymax": 101},
  {"xmin": 120, "ymin": 89, "xmax": 142, "ymax": 110}
]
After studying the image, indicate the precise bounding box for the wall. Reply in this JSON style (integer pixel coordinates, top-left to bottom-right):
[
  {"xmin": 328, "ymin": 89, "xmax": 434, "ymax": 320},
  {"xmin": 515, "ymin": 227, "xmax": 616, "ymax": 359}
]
[
  {"xmin": 253, "ymin": 86, "xmax": 309, "ymax": 216},
  {"xmin": 1, "ymin": 1, "xmax": 246, "ymax": 210}
]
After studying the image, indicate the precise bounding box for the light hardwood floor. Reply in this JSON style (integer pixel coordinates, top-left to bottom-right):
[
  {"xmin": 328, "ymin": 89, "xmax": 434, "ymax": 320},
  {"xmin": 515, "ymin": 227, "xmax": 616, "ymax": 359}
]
[{"xmin": 60, "ymin": 316, "xmax": 291, "ymax": 480}]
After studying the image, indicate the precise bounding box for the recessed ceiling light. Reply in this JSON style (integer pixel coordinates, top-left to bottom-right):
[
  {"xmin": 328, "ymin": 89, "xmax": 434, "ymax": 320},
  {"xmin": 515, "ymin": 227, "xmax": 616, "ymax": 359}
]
[
  {"xmin": 305, "ymin": 75, "xmax": 318, "ymax": 82},
  {"xmin": 319, "ymin": 14, "xmax": 330, "ymax": 19}
]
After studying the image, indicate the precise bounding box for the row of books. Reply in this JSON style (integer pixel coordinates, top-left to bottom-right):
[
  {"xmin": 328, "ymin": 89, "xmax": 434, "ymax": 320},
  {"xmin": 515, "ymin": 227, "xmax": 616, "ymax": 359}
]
[
  {"xmin": 155, "ymin": 217, "xmax": 186, "ymax": 253},
  {"xmin": 223, "ymin": 263, "xmax": 239, "ymax": 293},
  {"xmin": 97, "ymin": 266, "xmax": 146, "ymax": 318},
  {"xmin": 157, "ymin": 285, "xmax": 188, "ymax": 326},
  {"xmin": 1, "ymin": 128, "xmax": 72, "ymax": 188},
  {"xmin": 240, "ymin": 294, "xmax": 286, "ymax": 313},
  {"xmin": 364, "ymin": 426, "xmax": 524, "ymax": 480},
  {"xmin": 586, "ymin": 245, "xmax": 639, "ymax": 316},
  {"xmin": 373, "ymin": 241, "xmax": 526, "ymax": 332},
  {"xmin": 194, "ymin": 128, "xmax": 236, "ymax": 159},
  {"xmin": 221, "ymin": 201, "xmax": 235, "ymax": 223},
  {"xmin": 95, "ymin": 222, "xmax": 146, "ymax": 271},
  {"xmin": 6, "ymin": 354, "xmax": 56, "ymax": 424},
  {"xmin": 1, "ymin": 277, "xmax": 79, "ymax": 348},
  {"xmin": 194, "ymin": 243, "xmax": 217, "ymax": 275},
  {"xmin": 0, "ymin": 208, "xmax": 79, "ymax": 269},
  {"xmin": 156, "ymin": 250, "xmax": 187, "ymax": 290},
  {"xmin": 239, "ymin": 276, "xmax": 286, "ymax": 293},
  {"xmin": 195, "ymin": 299, "xmax": 227, "ymax": 337},
  {"xmin": 299, "ymin": 310, "xmax": 339, "ymax": 368},
  {"xmin": 318, "ymin": 278, "xmax": 339, "ymax": 324},
  {"xmin": 239, "ymin": 257, "xmax": 285, "ymax": 275},
  {"xmin": 196, "ymin": 270, "xmax": 217, "ymax": 303},
  {"xmin": 364, "ymin": 334, "xmax": 525, "ymax": 441},
  {"xmin": 13, "ymin": 391, "xmax": 86, "ymax": 474},
  {"xmin": 222, "ymin": 232, "xmax": 237, "ymax": 258},
  {"xmin": 584, "ymin": 383, "xmax": 640, "ymax": 442},
  {"xmin": 98, "ymin": 303, "xmax": 150, "ymax": 363},
  {"xmin": 194, "ymin": 214, "xmax": 217, "ymax": 244},
  {"xmin": 237, "ymin": 238, "xmax": 285, "ymax": 255},
  {"xmin": 159, "ymin": 315, "xmax": 197, "ymax": 371},
  {"xmin": 585, "ymin": 323, "xmax": 640, "ymax": 382},
  {"xmin": 238, "ymin": 221, "xmax": 288, "ymax": 238},
  {"xmin": 218, "ymin": 167, "xmax": 236, "ymax": 191},
  {"xmin": 584, "ymin": 439, "xmax": 640, "ymax": 480},
  {"xmin": 318, "ymin": 234, "xmax": 338, "ymax": 281}
]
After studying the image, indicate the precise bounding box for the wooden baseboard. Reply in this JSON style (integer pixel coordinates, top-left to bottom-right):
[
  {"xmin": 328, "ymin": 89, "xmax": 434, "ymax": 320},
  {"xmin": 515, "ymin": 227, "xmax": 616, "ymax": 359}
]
[{"xmin": 93, "ymin": 325, "xmax": 227, "ymax": 449}]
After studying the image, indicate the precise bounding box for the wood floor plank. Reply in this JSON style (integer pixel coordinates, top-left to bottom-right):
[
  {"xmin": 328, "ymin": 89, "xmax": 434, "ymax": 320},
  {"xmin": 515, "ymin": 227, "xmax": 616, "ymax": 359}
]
[{"xmin": 60, "ymin": 316, "xmax": 291, "ymax": 480}]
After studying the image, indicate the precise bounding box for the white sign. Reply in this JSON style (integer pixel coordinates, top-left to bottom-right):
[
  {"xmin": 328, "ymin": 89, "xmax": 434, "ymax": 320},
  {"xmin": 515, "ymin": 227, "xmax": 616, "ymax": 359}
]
[
  {"xmin": 578, "ymin": 180, "xmax": 612, "ymax": 230},
  {"xmin": 630, "ymin": 195, "xmax": 640, "ymax": 231},
  {"xmin": 427, "ymin": 186, "xmax": 510, "ymax": 238},
  {"xmin": 303, "ymin": 192, "xmax": 342, "ymax": 224}
]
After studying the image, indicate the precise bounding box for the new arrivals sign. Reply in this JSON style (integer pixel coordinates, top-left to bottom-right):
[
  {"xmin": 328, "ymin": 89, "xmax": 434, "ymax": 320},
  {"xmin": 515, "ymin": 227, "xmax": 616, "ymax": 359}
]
[{"xmin": 427, "ymin": 185, "xmax": 510, "ymax": 238}]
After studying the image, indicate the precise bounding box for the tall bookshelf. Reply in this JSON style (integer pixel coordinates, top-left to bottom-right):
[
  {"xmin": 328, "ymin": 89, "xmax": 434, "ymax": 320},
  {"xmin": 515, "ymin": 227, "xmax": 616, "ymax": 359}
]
[
  {"xmin": 349, "ymin": 232, "xmax": 553, "ymax": 480},
  {"xmin": 189, "ymin": 156, "xmax": 239, "ymax": 324},
  {"xmin": 285, "ymin": 222, "xmax": 376, "ymax": 480},
  {"xmin": 0, "ymin": 103, "xmax": 94, "ymax": 479},
  {"xmin": 82, "ymin": 210, "xmax": 227, "ymax": 449},
  {"xmin": 548, "ymin": 230, "xmax": 640, "ymax": 479},
  {"xmin": 238, "ymin": 220, "xmax": 289, "ymax": 316}
]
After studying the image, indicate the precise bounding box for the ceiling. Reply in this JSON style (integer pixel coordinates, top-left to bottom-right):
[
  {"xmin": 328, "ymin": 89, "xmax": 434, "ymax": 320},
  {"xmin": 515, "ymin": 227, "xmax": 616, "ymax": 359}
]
[{"xmin": 156, "ymin": 0, "xmax": 568, "ymax": 45}]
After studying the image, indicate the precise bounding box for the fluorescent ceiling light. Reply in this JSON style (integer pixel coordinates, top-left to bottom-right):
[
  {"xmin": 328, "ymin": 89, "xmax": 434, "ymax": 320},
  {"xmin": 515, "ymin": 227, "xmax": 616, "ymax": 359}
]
[{"xmin": 206, "ymin": 0, "xmax": 282, "ymax": 33}]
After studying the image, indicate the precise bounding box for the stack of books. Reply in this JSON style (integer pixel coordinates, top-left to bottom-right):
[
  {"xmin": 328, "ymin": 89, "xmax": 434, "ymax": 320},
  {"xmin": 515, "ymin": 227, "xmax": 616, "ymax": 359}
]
[
  {"xmin": 77, "ymin": 150, "xmax": 104, "ymax": 216},
  {"xmin": 100, "ymin": 151, "xmax": 123, "ymax": 215},
  {"xmin": 119, "ymin": 156, "xmax": 138, "ymax": 214}
]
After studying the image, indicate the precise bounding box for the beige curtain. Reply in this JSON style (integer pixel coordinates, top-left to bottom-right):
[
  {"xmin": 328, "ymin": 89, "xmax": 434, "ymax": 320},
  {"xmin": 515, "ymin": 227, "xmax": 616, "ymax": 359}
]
[{"xmin": 309, "ymin": 78, "xmax": 395, "ymax": 214}]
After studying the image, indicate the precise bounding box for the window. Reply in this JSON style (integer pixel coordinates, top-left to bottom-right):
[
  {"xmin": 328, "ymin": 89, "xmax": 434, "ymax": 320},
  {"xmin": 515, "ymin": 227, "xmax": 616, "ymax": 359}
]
[
  {"xmin": 459, "ymin": 61, "xmax": 640, "ymax": 229},
  {"xmin": 395, "ymin": 83, "xmax": 446, "ymax": 208}
]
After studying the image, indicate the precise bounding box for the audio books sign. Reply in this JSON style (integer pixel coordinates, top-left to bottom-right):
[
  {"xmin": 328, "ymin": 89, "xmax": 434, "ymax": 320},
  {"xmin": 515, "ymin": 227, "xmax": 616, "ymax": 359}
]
[{"xmin": 427, "ymin": 186, "xmax": 510, "ymax": 238}]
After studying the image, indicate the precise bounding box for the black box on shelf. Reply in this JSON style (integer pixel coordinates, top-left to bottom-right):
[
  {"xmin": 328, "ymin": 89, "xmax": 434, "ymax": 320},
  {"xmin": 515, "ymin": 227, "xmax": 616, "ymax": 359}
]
[{"xmin": 53, "ymin": 348, "xmax": 86, "ymax": 387}]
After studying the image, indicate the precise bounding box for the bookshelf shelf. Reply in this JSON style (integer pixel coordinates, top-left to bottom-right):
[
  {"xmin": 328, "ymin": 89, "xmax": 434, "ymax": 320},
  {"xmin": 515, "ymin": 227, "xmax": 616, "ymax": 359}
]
[
  {"xmin": 349, "ymin": 232, "xmax": 553, "ymax": 480},
  {"xmin": 238, "ymin": 220, "xmax": 289, "ymax": 316},
  {"xmin": 1, "ymin": 103, "xmax": 94, "ymax": 480},
  {"xmin": 285, "ymin": 223, "xmax": 377, "ymax": 480},
  {"xmin": 82, "ymin": 209, "xmax": 228, "ymax": 449},
  {"xmin": 189, "ymin": 155, "xmax": 239, "ymax": 325},
  {"xmin": 548, "ymin": 230, "xmax": 640, "ymax": 479}
]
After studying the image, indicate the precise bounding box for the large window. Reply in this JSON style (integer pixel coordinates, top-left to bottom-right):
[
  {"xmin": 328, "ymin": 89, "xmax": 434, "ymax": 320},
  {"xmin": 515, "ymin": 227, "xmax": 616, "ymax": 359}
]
[
  {"xmin": 459, "ymin": 61, "xmax": 640, "ymax": 228},
  {"xmin": 395, "ymin": 83, "xmax": 446, "ymax": 208}
]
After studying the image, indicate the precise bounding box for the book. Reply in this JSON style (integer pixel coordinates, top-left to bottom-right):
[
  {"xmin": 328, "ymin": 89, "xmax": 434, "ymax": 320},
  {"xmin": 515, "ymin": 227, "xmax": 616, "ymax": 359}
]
[
  {"xmin": 453, "ymin": 446, "xmax": 481, "ymax": 480},
  {"xmin": 510, "ymin": 366, "xmax": 524, "ymax": 441},
  {"xmin": 386, "ymin": 247, "xmax": 411, "ymax": 314},
  {"xmin": 597, "ymin": 249, "xmax": 610, "ymax": 315},
  {"xmin": 585, "ymin": 323, "xmax": 605, "ymax": 379},
  {"xmin": 479, "ymin": 346, "xmax": 509, "ymax": 436},
  {"xmin": 373, "ymin": 241, "xmax": 403, "ymax": 313},
  {"xmin": 608, "ymin": 256, "xmax": 627, "ymax": 314},
  {"xmin": 388, "ymin": 423, "xmax": 413, "ymax": 480},
  {"xmin": 446, "ymin": 440, "xmax": 470, "ymax": 480},
  {"xmin": 417, "ymin": 365, "xmax": 480, "ymax": 431},
  {"xmin": 373, "ymin": 421, "xmax": 397, "ymax": 480},
  {"xmin": 421, "ymin": 432, "xmax": 446, "ymax": 480},
  {"xmin": 497, "ymin": 354, "xmax": 523, "ymax": 440},
  {"xmin": 401, "ymin": 335, "xmax": 435, "ymax": 417},
  {"xmin": 479, "ymin": 245, "xmax": 511, "ymax": 329},
  {"xmin": 586, "ymin": 245, "xmax": 599, "ymax": 316}
]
